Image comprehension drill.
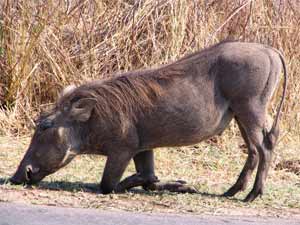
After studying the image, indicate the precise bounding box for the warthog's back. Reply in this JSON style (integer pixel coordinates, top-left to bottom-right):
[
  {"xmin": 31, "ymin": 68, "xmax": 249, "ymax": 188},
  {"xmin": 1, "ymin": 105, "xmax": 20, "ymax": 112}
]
[{"xmin": 136, "ymin": 41, "xmax": 283, "ymax": 149}]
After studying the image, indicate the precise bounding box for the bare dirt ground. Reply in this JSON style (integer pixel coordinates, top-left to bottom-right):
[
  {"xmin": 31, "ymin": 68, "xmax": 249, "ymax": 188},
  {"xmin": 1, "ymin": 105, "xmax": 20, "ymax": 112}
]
[{"xmin": 1, "ymin": 202, "xmax": 300, "ymax": 225}]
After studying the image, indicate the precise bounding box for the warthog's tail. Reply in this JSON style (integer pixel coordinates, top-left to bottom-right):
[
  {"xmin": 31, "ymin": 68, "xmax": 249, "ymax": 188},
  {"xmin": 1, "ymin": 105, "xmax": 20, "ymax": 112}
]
[{"xmin": 265, "ymin": 49, "xmax": 288, "ymax": 149}]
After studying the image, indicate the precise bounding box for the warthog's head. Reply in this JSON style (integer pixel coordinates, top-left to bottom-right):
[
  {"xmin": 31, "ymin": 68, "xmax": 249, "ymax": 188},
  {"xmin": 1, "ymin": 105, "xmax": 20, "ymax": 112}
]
[{"xmin": 10, "ymin": 86, "xmax": 96, "ymax": 185}]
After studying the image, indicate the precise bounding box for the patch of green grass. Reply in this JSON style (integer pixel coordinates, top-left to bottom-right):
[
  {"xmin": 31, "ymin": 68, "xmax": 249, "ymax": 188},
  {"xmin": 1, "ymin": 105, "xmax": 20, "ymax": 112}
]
[{"xmin": 0, "ymin": 135, "xmax": 299, "ymax": 217}]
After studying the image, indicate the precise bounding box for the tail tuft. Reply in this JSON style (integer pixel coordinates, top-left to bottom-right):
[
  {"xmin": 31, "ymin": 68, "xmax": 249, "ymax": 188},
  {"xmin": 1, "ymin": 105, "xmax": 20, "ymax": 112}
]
[{"xmin": 264, "ymin": 126, "xmax": 279, "ymax": 150}]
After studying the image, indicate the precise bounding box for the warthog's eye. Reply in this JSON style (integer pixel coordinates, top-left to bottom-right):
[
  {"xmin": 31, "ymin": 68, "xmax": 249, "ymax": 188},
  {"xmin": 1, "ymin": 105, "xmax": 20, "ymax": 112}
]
[
  {"xmin": 39, "ymin": 119, "xmax": 54, "ymax": 130},
  {"xmin": 70, "ymin": 96, "xmax": 81, "ymax": 104},
  {"xmin": 63, "ymin": 106, "xmax": 69, "ymax": 112}
]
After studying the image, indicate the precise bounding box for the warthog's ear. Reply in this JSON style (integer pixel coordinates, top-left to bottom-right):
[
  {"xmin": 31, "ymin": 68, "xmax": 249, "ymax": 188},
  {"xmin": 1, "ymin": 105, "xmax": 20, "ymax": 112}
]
[
  {"xmin": 70, "ymin": 98, "xmax": 97, "ymax": 122},
  {"xmin": 60, "ymin": 85, "xmax": 76, "ymax": 98}
]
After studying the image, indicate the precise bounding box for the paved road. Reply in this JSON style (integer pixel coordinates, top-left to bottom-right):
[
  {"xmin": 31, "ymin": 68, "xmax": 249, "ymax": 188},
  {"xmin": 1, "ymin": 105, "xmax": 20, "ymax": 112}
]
[{"xmin": 0, "ymin": 202, "xmax": 299, "ymax": 225}]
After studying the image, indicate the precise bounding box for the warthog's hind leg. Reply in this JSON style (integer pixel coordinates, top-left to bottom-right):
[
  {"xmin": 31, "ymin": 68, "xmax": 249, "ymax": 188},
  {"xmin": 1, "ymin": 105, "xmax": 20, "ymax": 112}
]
[
  {"xmin": 223, "ymin": 117, "xmax": 259, "ymax": 197},
  {"xmin": 225, "ymin": 101, "xmax": 276, "ymax": 202}
]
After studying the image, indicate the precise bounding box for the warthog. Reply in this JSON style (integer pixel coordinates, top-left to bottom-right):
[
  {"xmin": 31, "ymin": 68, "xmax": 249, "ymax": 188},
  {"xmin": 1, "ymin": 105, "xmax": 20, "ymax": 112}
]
[{"xmin": 11, "ymin": 41, "xmax": 287, "ymax": 202}]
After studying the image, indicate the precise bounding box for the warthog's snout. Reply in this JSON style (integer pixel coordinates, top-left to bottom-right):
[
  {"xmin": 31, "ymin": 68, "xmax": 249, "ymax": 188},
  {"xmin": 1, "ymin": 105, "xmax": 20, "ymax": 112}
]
[
  {"xmin": 10, "ymin": 164, "xmax": 41, "ymax": 185},
  {"xmin": 10, "ymin": 167, "xmax": 28, "ymax": 185}
]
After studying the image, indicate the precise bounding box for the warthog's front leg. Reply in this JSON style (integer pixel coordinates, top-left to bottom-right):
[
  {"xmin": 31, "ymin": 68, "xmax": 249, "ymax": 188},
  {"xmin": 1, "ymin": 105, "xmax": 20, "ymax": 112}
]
[
  {"xmin": 116, "ymin": 150, "xmax": 198, "ymax": 194},
  {"xmin": 133, "ymin": 150, "xmax": 158, "ymax": 190},
  {"xmin": 115, "ymin": 172, "xmax": 158, "ymax": 192},
  {"xmin": 116, "ymin": 174, "xmax": 198, "ymax": 193},
  {"xmin": 115, "ymin": 150, "xmax": 158, "ymax": 192},
  {"xmin": 100, "ymin": 151, "xmax": 133, "ymax": 194},
  {"xmin": 143, "ymin": 180, "xmax": 198, "ymax": 193}
]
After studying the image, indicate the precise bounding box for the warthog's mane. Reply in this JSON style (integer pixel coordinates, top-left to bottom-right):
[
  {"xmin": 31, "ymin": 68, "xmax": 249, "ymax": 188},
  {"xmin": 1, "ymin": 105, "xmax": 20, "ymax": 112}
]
[{"xmin": 57, "ymin": 65, "xmax": 186, "ymax": 128}]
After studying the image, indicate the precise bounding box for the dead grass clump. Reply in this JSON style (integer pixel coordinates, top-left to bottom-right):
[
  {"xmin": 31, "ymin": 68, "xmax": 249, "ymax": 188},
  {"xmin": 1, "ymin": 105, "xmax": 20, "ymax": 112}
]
[
  {"xmin": 275, "ymin": 160, "xmax": 300, "ymax": 175},
  {"xmin": 0, "ymin": 0, "xmax": 299, "ymax": 137}
]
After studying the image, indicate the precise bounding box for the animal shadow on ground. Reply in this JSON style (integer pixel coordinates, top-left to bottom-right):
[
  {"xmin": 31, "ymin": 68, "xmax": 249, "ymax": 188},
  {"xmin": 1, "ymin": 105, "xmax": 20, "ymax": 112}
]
[
  {"xmin": 0, "ymin": 177, "xmax": 100, "ymax": 193},
  {"xmin": 0, "ymin": 177, "xmax": 241, "ymax": 202}
]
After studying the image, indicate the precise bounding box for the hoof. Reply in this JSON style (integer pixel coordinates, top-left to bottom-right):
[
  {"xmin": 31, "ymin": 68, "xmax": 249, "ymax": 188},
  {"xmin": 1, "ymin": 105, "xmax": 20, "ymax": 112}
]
[{"xmin": 243, "ymin": 189, "xmax": 263, "ymax": 202}]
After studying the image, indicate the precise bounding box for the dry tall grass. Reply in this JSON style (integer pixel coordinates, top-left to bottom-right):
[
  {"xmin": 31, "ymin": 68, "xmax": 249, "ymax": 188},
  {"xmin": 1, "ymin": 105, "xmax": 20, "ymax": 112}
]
[{"xmin": 0, "ymin": 0, "xmax": 299, "ymax": 139}]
